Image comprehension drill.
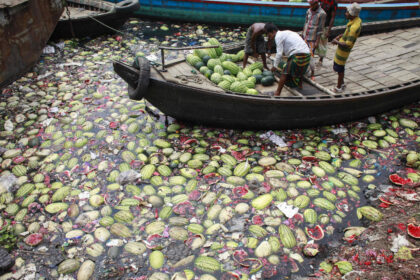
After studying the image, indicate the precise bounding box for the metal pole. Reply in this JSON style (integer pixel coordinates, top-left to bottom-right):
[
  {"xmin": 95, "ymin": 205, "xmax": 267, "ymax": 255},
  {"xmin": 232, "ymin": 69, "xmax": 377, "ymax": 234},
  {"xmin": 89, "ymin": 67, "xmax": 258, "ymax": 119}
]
[{"xmin": 161, "ymin": 48, "xmax": 166, "ymax": 72}]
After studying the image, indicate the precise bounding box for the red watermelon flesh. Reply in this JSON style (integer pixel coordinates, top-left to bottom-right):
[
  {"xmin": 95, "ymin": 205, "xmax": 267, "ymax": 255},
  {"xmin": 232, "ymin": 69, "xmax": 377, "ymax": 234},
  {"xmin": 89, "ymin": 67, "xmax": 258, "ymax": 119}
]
[
  {"xmin": 305, "ymin": 225, "xmax": 325, "ymax": 240},
  {"xmin": 407, "ymin": 223, "xmax": 420, "ymax": 239}
]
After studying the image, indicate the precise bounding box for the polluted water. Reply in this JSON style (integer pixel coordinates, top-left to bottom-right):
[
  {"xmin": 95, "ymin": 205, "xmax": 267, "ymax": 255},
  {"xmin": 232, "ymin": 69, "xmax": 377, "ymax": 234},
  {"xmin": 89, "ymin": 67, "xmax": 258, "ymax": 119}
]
[{"xmin": 0, "ymin": 19, "xmax": 419, "ymax": 280}]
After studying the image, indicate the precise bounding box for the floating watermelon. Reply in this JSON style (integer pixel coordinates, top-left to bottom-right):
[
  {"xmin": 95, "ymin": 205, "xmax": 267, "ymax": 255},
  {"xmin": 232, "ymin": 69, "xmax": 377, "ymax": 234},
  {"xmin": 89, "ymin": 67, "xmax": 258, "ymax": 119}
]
[
  {"xmin": 305, "ymin": 225, "xmax": 324, "ymax": 240},
  {"xmin": 303, "ymin": 243, "xmax": 319, "ymax": 257}
]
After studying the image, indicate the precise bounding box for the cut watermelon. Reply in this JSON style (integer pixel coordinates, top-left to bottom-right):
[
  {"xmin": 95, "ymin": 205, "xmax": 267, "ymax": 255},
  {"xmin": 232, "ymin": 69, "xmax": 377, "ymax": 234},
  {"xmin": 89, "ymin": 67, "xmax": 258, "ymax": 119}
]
[
  {"xmin": 407, "ymin": 223, "xmax": 420, "ymax": 239},
  {"xmin": 389, "ymin": 174, "xmax": 413, "ymax": 186},
  {"xmin": 305, "ymin": 225, "xmax": 324, "ymax": 240},
  {"xmin": 303, "ymin": 243, "xmax": 319, "ymax": 256}
]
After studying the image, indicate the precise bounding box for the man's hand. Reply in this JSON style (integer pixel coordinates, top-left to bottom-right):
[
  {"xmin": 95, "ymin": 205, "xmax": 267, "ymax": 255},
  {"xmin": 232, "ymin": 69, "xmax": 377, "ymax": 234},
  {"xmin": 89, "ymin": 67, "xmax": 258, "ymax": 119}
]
[
  {"xmin": 271, "ymin": 66, "xmax": 278, "ymax": 72},
  {"xmin": 332, "ymin": 39, "xmax": 338, "ymax": 45},
  {"xmin": 325, "ymin": 29, "xmax": 330, "ymax": 39}
]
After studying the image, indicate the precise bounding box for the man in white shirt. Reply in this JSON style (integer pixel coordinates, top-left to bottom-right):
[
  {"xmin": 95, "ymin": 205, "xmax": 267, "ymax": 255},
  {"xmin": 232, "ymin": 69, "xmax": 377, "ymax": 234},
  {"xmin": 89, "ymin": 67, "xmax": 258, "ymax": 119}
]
[{"xmin": 267, "ymin": 25, "xmax": 311, "ymax": 96}]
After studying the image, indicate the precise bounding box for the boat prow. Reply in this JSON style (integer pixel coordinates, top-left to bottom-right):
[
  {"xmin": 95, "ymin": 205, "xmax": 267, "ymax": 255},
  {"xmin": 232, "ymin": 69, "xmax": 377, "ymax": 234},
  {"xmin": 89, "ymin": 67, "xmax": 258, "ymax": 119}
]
[
  {"xmin": 0, "ymin": 0, "xmax": 64, "ymax": 89},
  {"xmin": 50, "ymin": 0, "xmax": 139, "ymax": 40}
]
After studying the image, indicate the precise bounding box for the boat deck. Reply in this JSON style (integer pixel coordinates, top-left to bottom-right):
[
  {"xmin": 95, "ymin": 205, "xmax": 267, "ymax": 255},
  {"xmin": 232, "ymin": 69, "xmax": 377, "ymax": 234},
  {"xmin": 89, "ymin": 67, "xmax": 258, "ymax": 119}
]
[
  {"xmin": 315, "ymin": 27, "xmax": 420, "ymax": 93},
  {"xmin": 152, "ymin": 59, "xmax": 299, "ymax": 97},
  {"xmin": 60, "ymin": 6, "xmax": 102, "ymax": 20},
  {"xmin": 149, "ymin": 27, "xmax": 420, "ymax": 98}
]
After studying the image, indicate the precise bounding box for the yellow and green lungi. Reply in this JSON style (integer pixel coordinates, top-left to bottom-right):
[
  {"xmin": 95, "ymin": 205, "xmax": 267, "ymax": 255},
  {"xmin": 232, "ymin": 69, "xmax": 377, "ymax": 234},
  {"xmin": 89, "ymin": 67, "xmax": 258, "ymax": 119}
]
[{"xmin": 279, "ymin": 53, "xmax": 311, "ymax": 88}]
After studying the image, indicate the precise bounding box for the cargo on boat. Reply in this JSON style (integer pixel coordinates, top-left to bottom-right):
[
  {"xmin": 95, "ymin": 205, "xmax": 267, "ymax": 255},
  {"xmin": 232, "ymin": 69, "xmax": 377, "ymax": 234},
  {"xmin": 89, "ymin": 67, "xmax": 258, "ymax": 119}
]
[
  {"xmin": 50, "ymin": 0, "xmax": 139, "ymax": 40},
  {"xmin": 121, "ymin": 0, "xmax": 420, "ymax": 28},
  {"xmin": 0, "ymin": 0, "xmax": 64, "ymax": 89},
  {"xmin": 114, "ymin": 18, "xmax": 420, "ymax": 129}
]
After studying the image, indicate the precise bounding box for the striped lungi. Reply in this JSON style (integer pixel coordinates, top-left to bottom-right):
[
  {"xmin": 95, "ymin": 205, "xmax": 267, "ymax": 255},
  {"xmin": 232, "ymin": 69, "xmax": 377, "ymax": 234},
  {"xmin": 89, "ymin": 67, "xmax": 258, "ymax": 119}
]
[{"xmin": 279, "ymin": 53, "xmax": 311, "ymax": 88}]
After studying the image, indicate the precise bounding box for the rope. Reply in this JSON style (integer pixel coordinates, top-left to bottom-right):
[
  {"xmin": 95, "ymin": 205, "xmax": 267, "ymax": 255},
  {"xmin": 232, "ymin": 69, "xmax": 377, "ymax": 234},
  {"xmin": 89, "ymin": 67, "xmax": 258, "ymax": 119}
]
[
  {"xmin": 174, "ymin": 75, "xmax": 204, "ymax": 84},
  {"xmin": 63, "ymin": 0, "xmax": 76, "ymax": 38},
  {"xmin": 87, "ymin": 15, "xmax": 125, "ymax": 35}
]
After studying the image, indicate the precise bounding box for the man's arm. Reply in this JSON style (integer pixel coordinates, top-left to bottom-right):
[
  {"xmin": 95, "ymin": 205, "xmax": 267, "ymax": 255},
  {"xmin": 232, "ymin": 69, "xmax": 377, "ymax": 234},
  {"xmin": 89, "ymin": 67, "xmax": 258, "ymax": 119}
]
[
  {"xmin": 272, "ymin": 34, "xmax": 283, "ymax": 71},
  {"xmin": 302, "ymin": 9, "xmax": 310, "ymax": 40},
  {"xmin": 326, "ymin": 1, "xmax": 337, "ymax": 38}
]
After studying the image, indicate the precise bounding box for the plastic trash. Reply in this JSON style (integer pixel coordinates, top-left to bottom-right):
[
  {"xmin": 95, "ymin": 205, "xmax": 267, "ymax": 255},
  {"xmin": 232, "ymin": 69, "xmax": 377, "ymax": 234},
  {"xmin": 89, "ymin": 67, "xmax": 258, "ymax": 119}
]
[
  {"xmin": 259, "ymin": 131, "xmax": 287, "ymax": 147},
  {"xmin": 0, "ymin": 174, "xmax": 17, "ymax": 195},
  {"xmin": 116, "ymin": 169, "xmax": 142, "ymax": 185}
]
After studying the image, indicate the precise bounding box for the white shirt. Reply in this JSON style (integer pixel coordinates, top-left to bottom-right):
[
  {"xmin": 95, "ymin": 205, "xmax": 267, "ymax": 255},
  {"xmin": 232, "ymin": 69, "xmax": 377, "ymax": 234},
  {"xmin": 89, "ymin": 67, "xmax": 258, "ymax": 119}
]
[{"xmin": 274, "ymin": 30, "xmax": 310, "ymax": 67}]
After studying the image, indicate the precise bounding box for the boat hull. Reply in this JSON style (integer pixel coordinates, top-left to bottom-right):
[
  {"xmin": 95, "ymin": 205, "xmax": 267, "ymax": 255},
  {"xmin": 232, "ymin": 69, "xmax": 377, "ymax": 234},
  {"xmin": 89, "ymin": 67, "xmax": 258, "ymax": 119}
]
[
  {"xmin": 112, "ymin": 17, "xmax": 420, "ymax": 129},
  {"xmin": 144, "ymin": 78, "xmax": 420, "ymax": 129},
  {"xmin": 0, "ymin": 0, "xmax": 64, "ymax": 89},
  {"xmin": 131, "ymin": 0, "xmax": 420, "ymax": 28},
  {"xmin": 50, "ymin": 0, "xmax": 139, "ymax": 40}
]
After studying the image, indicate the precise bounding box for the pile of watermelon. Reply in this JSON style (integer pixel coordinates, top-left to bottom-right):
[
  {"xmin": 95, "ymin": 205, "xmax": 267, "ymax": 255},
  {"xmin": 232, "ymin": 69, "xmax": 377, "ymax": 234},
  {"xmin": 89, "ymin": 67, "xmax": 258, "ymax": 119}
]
[{"xmin": 186, "ymin": 38, "xmax": 275, "ymax": 95}]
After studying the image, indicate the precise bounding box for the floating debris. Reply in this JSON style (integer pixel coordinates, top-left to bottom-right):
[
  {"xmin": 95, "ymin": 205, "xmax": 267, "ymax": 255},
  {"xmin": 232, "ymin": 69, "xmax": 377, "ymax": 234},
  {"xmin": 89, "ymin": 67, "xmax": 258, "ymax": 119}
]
[{"xmin": 0, "ymin": 19, "xmax": 419, "ymax": 279}]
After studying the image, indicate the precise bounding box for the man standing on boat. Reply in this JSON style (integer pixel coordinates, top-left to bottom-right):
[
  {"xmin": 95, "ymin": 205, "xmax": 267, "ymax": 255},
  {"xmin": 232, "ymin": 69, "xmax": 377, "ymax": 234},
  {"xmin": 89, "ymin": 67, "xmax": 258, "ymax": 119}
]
[
  {"xmin": 332, "ymin": 2, "xmax": 362, "ymax": 93},
  {"xmin": 267, "ymin": 25, "xmax": 311, "ymax": 96},
  {"xmin": 318, "ymin": 0, "xmax": 338, "ymax": 66},
  {"xmin": 303, "ymin": 0, "xmax": 326, "ymax": 79},
  {"xmin": 243, "ymin": 23, "xmax": 272, "ymax": 70}
]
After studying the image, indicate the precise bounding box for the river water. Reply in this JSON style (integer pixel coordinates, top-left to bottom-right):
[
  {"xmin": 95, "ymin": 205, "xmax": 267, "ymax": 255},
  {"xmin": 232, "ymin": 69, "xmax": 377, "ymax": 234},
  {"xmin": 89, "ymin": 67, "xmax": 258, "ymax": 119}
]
[{"xmin": 0, "ymin": 20, "xmax": 418, "ymax": 280}]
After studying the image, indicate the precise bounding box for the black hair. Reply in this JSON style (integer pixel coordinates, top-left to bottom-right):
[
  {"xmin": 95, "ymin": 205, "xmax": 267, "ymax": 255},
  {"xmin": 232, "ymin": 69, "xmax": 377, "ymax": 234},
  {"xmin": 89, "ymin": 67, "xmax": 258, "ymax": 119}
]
[{"xmin": 265, "ymin": 23, "xmax": 278, "ymax": 33}]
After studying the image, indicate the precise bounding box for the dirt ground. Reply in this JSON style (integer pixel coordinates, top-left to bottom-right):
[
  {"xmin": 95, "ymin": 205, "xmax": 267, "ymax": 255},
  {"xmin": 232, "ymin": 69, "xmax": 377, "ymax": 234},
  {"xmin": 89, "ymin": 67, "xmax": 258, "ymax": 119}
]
[{"xmin": 317, "ymin": 188, "xmax": 420, "ymax": 280}]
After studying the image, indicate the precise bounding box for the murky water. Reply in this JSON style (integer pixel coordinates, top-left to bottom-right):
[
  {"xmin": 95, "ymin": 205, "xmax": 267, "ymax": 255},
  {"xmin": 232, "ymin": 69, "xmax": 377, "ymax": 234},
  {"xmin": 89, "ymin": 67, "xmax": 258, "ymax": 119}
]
[{"xmin": 0, "ymin": 19, "xmax": 418, "ymax": 280}]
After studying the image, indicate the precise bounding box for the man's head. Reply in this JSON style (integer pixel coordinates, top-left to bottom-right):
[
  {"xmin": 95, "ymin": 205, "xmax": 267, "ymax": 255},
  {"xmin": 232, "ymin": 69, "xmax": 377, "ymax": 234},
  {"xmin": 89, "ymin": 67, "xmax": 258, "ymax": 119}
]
[
  {"xmin": 345, "ymin": 2, "xmax": 361, "ymax": 19},
  {"xmin": 265, "ymin": 23, "xmax": 278, "ymax": 40},
  {"xmin": 308, "ymin": 0, "xmax": 319, "ymax": 11}
]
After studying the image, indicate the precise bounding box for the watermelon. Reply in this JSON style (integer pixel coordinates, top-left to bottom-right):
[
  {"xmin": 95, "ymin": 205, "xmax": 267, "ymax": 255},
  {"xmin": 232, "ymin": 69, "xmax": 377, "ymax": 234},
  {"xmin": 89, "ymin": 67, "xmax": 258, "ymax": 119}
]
[
  {"xmin": 199, "ymin": 66, "xmax": 209, "ymax": 74},
  {"xmin": 305, "ymin": 225, "xmax": 324, "ymax": 240},
  {"xmin": 230, "ymin": 81, "xmax": 247, "ymax": 93},
  {"xmin": 236, "ymin": 72, "xmax": 248, "ymax": 81},
  {"xmin": 253, "ymin": 74, "xmax": 263, "ymax": 84},
  {"xmin": 262, "ymin": 70, "xmax": 274, "ymax": 77},
  {"xmin": 222, "ymin": 75, "xmax": 235, "ymax": 83},
  {"xmin": 204, "ymin": 69, "xmax": 213, "ymax": 78},
  {"xmin": 203, "ymin": 42, "xmax": 218, "ymax": 58},
  {"xmin": 242, "ymin": 80, "xmax": 255, "ymax": 89},
  {"xmin": 407, "ymin": 223, "xmax": 420, "ymax": 239},
  {"xmin": 261, "ymin": 76, "xmax": 275, "ymax": 86},
  {"xmin": 218, "ymin": 80, "xmax": 231, "ymax": 91},
  {"xmin": 213, "ymin": 65, "xmax": 224, "ymax": 75},
  {"xmin": 208, "ymin": 38, "xmax": 223, "ymax": 56},
  {"xmin": 207, "ymin": 58, "xmax": 221, "ymax": 70},
  {"xmin": 222, "ymin": 61, "xmax": 240, "ymax": 75},
  {"xmin": 210, "ymin": 73, "xmax": 222, "ymax": 84},
  {"xmin": 194, "ymin": 49, "xmax": 208, "ymax": 59},
  {"xmin": 249, "ymin": 62, "xmax": 263, "ymax": 71},
  {"xmin": 194, "ymin": 61, "xmax": 205, "ymax": 70},
  {"xmin": 219, "ymin": 53, "xmax": 229, "ymax": 62},
  {"xmin": 246, "ymin": 89, "xmax": 259, "ymax": 95},
  {"xmin": 186, "ymin": 54, "xmax": 201, "ymax": 66},
  {"xmin": 202, "ymin": 55, "xmax": 211, "ymax": 65},
  {"xmin": 236, "ymin": 50, "xmax": 245, "ymax": 60},
  {"xmin": 243, "ymin": 67, "xmax": 253, "ymax": 77}
]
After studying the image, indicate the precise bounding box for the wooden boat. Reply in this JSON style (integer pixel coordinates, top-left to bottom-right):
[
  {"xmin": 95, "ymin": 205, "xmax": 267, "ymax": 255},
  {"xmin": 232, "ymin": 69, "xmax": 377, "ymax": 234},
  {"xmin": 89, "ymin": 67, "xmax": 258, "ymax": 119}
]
[
  {"xmin": 113, "ymin": 18, "xmax": 420, "ymax": 129},
  {"xmin": 119, "ymin": 0, "xmax": 420, "ymax": 29},
  {"xmin": 50, "ymin": 0, "xmax": 139, "ymax": 40},
  {"xmin": 0, "ymin": 0, "xmax": 64, "ymax": 89}
]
